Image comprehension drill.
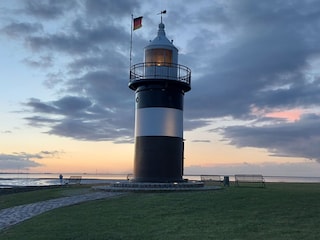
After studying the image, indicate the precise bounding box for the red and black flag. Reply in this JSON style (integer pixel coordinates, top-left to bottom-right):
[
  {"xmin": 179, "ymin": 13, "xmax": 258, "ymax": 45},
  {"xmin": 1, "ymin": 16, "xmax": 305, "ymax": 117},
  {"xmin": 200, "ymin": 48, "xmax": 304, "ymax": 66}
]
[{"xmin": 133, "ymin": 16, "xmax": 143, "ymax": 30}]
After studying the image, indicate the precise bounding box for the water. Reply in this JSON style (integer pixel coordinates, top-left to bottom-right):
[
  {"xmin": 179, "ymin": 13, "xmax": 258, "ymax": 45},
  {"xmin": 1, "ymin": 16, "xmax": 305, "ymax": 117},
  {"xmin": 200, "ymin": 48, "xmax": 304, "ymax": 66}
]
[
  {"xmin": 1, "ymin": 173, "xmax": 320, "ymax": 188},
  {"xmin": 0, "ymin": 173, "xmax": 126, "ymax": 188},
  {"xmin": 264, "ymin": 176, "xmax": 320, "ymax": 183},
  {"xmin": 186, "ymin": 175, "xmax": 320, "ymax": 183}
]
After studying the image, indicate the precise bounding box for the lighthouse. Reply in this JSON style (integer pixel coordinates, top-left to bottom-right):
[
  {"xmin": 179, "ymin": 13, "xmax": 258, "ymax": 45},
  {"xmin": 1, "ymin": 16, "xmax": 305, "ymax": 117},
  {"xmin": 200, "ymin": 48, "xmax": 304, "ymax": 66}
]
[{"xmin": 129, "ymin": 20, "xmax": 191, "ymax": 183}]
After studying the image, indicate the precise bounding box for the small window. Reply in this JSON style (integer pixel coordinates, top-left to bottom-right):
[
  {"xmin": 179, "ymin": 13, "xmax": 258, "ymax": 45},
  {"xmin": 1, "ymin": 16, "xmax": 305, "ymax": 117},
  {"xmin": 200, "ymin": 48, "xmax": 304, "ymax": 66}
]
[{"xmin": 145, "ymin": 49, "xmax": 172, "ymax": 66}]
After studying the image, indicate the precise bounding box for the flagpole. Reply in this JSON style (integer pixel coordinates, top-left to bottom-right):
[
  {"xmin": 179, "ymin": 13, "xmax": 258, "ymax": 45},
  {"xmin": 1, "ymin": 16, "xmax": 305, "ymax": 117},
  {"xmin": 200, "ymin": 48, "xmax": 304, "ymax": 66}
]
[{"xmin": 130, "ymin": 14, "xmax": 133, "ymax": 68}]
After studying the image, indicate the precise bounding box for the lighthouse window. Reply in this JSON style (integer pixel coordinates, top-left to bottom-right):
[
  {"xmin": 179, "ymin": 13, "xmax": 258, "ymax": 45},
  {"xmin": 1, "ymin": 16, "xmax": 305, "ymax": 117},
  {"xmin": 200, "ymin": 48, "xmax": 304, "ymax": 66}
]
[{"xmin": 146, "ymin": 49, "xmax": 172, "ymax": 66}]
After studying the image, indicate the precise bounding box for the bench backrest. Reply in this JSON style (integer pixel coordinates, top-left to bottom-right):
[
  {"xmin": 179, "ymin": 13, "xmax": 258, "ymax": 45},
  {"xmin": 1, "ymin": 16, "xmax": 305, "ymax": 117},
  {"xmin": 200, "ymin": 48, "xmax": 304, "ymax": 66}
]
[
  {"xmin": 69, "ymin": 176, "xmax": 82, "ymax": 184},
  {"xmin": 235, "ymin": 174, "xmax": 264, "ymax": 182}
]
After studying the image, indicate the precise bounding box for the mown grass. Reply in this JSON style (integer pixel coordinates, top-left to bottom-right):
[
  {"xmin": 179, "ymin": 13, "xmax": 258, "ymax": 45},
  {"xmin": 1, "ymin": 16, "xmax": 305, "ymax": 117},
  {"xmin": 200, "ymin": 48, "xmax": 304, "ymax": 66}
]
[
  {"xmin": 1, "ymin": 183, "xmax": 320, "ymax": 240},
  {"xmin": 0, "ymin": 185, "xmax": 93, "ymax": 210}
]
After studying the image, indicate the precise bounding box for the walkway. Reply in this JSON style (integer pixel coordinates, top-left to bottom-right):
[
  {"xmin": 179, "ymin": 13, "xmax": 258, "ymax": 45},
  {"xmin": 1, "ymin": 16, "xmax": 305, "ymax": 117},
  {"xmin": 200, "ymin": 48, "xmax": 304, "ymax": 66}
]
[{"xmin": 0, "ymin": 191, "xmax": 124, "ymax": 230}]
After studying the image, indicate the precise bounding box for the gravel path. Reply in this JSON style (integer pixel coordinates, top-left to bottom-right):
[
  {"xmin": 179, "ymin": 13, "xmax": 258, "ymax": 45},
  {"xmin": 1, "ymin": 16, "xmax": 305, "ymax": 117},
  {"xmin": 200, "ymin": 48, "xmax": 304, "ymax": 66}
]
[{"xmin": 0, "ymin": 191, "xmax": 124, "ymax": 230}]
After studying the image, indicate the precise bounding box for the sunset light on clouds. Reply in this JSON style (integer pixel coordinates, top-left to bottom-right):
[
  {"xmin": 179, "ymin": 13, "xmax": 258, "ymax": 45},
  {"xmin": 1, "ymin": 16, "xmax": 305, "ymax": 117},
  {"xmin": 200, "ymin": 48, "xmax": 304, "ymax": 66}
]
[
  {"xmin": 265, "ymin": 109, "xmax": 302, "ymax": 122},
  {"xmin": 1, "ymin": 0, "xmax": 320, "ymax": 176}
]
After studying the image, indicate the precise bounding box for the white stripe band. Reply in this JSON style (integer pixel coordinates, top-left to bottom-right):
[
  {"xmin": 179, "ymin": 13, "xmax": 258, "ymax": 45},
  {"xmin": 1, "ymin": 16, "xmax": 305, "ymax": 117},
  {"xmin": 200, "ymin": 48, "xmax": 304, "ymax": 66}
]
[{"xmin": 135, "ymin": 107, "xmax": 183, "ymax": 137}]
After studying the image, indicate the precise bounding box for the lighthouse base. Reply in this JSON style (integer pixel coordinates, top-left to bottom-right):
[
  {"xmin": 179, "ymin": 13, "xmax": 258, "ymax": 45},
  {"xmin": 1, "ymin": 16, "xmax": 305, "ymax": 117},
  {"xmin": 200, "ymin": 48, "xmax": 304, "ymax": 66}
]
[
  {"xmin": 94, "ymin": 180, "xmax": 223, "ymax": 192},
  {"xmin": 133, "ymin": 136, "xmax": 184, "ymax": 183}
]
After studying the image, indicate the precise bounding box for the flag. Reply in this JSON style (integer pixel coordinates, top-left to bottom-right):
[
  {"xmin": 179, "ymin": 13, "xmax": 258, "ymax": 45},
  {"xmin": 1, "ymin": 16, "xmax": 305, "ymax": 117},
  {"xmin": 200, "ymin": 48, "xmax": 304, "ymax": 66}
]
[{"xmin": 133, "ymin": 16, "xmax": 143, "ymax": 30}]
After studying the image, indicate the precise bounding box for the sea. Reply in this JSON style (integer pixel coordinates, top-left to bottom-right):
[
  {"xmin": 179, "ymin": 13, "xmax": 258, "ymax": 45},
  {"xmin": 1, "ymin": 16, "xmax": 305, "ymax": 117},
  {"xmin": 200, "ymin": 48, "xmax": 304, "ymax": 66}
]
[{"xmin": 1, "ymin": 173, "xmax": 320, "ymax": 188}]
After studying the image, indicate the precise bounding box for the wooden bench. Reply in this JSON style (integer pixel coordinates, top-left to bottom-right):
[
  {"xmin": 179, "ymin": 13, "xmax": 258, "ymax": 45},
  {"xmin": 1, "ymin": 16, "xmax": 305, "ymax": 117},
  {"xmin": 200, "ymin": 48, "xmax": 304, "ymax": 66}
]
[
  {"xmin": 67, "ymin": 176, "xmax": 82, "ymax": 185},
  {"xmin": 235, "ymin": 174, "xmax": 265, "ymax": 187},
  {"xmin": 200, "ymin": 175, "xmax": 223, "ymax": 185}
]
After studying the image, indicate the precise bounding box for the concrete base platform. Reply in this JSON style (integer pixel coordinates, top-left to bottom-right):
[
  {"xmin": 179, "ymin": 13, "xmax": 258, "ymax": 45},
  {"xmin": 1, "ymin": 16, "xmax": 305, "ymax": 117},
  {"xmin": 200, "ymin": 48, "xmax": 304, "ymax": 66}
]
[{"xmin": 95, "ymin": 181, "xmax": 222, "ymax": 192}]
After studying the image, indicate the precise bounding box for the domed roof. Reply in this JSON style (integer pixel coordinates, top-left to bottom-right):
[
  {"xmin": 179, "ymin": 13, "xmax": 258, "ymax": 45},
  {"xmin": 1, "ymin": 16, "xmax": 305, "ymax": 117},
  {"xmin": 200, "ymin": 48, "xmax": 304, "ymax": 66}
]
[{"xmin": 146, "ymin": 22, "xmax": 177, "ymax": 50}]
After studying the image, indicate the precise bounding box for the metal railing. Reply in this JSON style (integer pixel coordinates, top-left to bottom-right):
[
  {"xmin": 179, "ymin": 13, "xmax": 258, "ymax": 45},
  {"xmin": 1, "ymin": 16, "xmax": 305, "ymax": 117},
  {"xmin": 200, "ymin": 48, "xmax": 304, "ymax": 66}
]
[{"xmin": 129, "ymin": 62, "xmax": 191, "ymax": 86}]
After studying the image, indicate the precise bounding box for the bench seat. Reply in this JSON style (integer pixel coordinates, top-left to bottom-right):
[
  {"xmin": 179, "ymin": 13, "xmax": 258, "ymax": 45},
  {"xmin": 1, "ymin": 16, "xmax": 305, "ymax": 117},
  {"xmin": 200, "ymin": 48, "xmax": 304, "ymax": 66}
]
[{"xmin": 235, "ymin": 174, "xmax": 265, "ymax": 187}]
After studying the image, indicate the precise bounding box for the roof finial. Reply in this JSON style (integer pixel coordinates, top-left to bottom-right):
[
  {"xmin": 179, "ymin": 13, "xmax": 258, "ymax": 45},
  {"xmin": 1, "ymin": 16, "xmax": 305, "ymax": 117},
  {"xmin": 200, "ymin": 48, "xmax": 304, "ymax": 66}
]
[{"xmin": 157, "ymin": 10, "xmax": 167, "ymax": 23}]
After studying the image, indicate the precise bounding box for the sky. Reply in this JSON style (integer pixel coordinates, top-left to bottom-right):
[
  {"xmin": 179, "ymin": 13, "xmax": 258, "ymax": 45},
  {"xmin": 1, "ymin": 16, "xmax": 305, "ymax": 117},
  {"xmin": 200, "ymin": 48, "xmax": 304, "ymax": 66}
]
[{"xmin": 1, "ymin": 0, "xmax": 320, "ymax": 176}]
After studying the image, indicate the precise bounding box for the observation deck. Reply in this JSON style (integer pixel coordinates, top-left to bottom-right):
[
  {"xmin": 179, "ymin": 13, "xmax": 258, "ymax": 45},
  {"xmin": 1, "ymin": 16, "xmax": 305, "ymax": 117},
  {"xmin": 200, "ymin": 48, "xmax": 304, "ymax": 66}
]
[{"xmin": 129, "ymin": 62, "xmax": 191, "ymax": 92}]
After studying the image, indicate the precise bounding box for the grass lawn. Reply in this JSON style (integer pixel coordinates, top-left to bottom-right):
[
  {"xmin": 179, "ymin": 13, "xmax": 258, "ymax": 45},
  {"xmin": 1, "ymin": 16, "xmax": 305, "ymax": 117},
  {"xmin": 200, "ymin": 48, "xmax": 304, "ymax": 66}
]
[
  {"xmin": 0, "ymin": 183, "xmax": 319, "ymax": 239},
  {"xmin": 0, "ymin": 185, "xmax": 94, "ymax": 210}
]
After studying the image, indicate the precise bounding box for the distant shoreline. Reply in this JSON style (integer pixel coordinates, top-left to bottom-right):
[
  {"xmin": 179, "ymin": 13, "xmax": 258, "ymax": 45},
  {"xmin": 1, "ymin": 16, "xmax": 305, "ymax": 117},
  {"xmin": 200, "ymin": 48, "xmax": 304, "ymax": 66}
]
[{"xmin": 1, "ymin": 173, "xmax": 320, "ymax": 189}]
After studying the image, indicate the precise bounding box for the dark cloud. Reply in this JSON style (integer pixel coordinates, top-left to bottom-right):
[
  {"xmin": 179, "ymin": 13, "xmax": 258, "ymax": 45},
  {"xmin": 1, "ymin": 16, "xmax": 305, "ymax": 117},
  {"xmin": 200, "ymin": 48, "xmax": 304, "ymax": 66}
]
[
  {"xmin": 48, "ymin": 118, "xmax": 133, "ymax": 142},
  {"xmin": 66, "ymin": 70, "xmax": 130, "ymax": 107},
  {"xmin": 54, "ymin": 96, "xmax": 92, "ymax": 114},
  {"xmin": 0, "ymin": 151, "xmax": 62, "ymax": 170},
  {"xmin": 221, "ymin": 114, "xmax": 320, "ymax": 162},
  {"xmin": 85, "ymin": 0, "xmax": 140, "ymax": 18},
  {"xmin": 25, "ymin": 33, "xmax": 97, "ymax": 54},
  {"xmin": 1, "ymin": 22, "xmax": 42, "ymax": 38},
  {"xmin": 25, "ymin": 98, "xmax": 58, "ymax": 114},
  {"xmin": 26, "ymin": 96, "xmax": 95, "ymax": 116},
  {"xmin": 24, "ymin": 96, "xmax": 134, "ymax": 142},
  {"xmin": 23, "ymin": 55, "xmax": 53, "ymax": 68},
  {"xmin": 24, "ymin": 0, "xmax": 77, "ymax": 19},
  {"xmin": 25, "ymin": 19, "xmax": 130, "ymax": 55},
  {"xmin": 185, "ymin": 1, "xmax": 320, "ymax": 121},
  {"xmin": 67, "ymin": 49, "xmax": 128, "ymax": 73},
  {"xmin": 0, "ymin": 153, "xmax": 42, "ymax": 170},
  {"xmin": 24, "ymin": 115, "xmax": 59, "ymax": 128}
]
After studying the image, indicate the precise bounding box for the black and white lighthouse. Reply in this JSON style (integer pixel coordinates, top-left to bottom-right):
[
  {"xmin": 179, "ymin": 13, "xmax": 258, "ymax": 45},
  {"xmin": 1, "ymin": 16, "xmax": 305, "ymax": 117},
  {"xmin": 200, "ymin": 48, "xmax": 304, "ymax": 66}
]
[{"xmin": 129, "ymin": 20, "xmax": 191, "ymax": 183}]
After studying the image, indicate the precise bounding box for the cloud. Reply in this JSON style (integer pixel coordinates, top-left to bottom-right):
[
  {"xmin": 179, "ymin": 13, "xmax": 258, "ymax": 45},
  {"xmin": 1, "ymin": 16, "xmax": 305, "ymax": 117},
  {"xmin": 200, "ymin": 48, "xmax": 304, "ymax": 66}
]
[
  {"xmin": 191, "ymin": 140, "xmax": 211, "ymax": 143},
  {"xmin": 185, "ymin": 1, "xmax": 320, "ymax": 121},
  {"xmin": 23, "ymin": 55, "xmax": 53, "ymax": 68},
  {"xmin": 0, "ymin": 151, "xmax": 63, "ymax": 171},
  {"xmin": 23, "ymin": 0, "xmax": 77, "ymax": 20},
  {"xmin": 24, "ymin": 96, "xmax": 134, "ymax": 142},
  {"xmin": 0, "ymin": 153, "xmax": 41, "ymax": 170},
  {"xmin": 25, "ymin": 98, "xmax": 58, "ymax": 114},
  {"xmin": 67, "ymin": 49, "xmax": 127, "ymax": 73},
  {"xmin": 40, "ymin": 150, "xmax": 62, "ymax": 157},
  {"xmin": 1, "ymin": 22, "xmax": 42, "ymax": 38},
  {"xmin": 24, "ymin": 16, "xmax": 131, "ymax": 55},
  {"xmin": 24, "ymin": 116, "xmax": 60, "ymax": 128},
  {"xmin": 1, "ymin": 130, "xmax": 12, "ymax": 134},
  {"xmin": 85, "ymin": 0, "xmax": 140, "ymax": 18},
  {"xmin": 44, "ymin": 72, "xmax": 64, "ymax": 89},
  {"xmin": 47, "ymin": 118, "xmax": 133, "ymax": 142},
  {"xmin": 25, "ymin": 96, "xmax": 94, "ymax": 115},
  {"xmin": 221, "ymin": 114, "xmax": 320, "ymax": 162}
]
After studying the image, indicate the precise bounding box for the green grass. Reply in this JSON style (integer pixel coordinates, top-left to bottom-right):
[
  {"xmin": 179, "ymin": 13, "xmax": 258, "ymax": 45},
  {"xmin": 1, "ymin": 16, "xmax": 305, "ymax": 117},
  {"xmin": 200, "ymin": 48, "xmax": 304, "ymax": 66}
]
[
  {"xmin": 0, "ymin": 185, "xmax": 93, "ymax": 210},
  {"xmin": 1, "ymin": 183, "xmax": 320, "ymax": 239}
]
